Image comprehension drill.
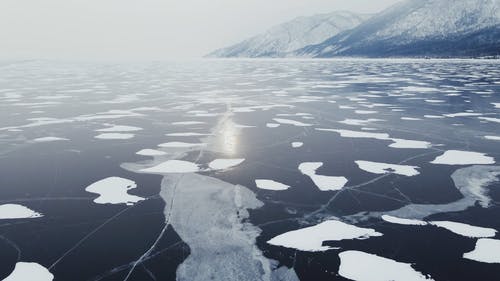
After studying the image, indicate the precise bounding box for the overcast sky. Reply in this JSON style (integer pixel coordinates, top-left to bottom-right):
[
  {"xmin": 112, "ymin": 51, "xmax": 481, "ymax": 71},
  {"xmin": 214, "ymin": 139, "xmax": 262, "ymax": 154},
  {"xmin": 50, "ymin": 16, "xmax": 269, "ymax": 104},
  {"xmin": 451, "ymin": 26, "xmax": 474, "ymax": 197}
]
[{"xmin": 0, "ymin": 0, "xmax": 401, "ymax": 60}]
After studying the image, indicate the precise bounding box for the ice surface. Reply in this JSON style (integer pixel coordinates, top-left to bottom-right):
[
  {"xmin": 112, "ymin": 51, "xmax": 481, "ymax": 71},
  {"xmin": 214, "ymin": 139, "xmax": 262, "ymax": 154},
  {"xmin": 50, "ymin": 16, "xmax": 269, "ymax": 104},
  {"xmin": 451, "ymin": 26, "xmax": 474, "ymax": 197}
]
[
  {"xmin": 0, "ymin": 204, "xmax": 42, "ymax": 219},
  {"xmin": 266, "ymin": 123, "xmax": 280, "ymax": 128},
  {"xmin": 255, "ymin": 179, "xmax": 290, "ymax": 191},
  {"xmin": 338, "ymin": 251, "xmax": 433, "ymax": 281},
  {"xmin": 464, "ymin": 239, "xmax": 500, "ymax": 263},
  {"xmin": 135, "ymin": 149, "xmax": 167, "ymax": 156},
  {"xmin": 291, "ymin": 142, "xmax": 303, "ymax": 148},
  {"xmin": 355, "ymin": 161, "xmax": 420, "ymax": 176},
  {"xmin": 4, "ymin": 262, "xmax": 53, "ymax": 281},
  {"xmin": 267, "ymin": 220, "xmax": 382, "ymax": 252},
  {"xmin": 94, "ymin": 133, "xmax": 135, "ymax": 140},
  {"xmin": 431, "ymin": 150, "xmax": 495, "ymax": 165},
  {"xmin": 298, "ymin": 162, "xmax": 348, "ymax": 191},
  {"xmin": 208, "ymin": 158, "xmax": 245, "ymax": 170},
  {"xmin": 85, "ymin": 177, "xmax": 144, "ymax": 206},
  {"xmin": 140, "ymin": 160, "xmax": 200, "ymax": 174}
]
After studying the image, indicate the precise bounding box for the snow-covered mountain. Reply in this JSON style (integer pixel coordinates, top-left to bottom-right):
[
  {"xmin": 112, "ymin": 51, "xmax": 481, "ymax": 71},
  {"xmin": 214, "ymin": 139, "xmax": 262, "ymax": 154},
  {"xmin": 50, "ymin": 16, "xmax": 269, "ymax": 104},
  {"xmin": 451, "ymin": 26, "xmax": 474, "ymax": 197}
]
[
  {"xmin": 297, "ymin": 0, "xmax": 500, "ymax": 57},
  {"xmin": 207, "ymin": 11, "xmax": 370, "ymax": 58}
]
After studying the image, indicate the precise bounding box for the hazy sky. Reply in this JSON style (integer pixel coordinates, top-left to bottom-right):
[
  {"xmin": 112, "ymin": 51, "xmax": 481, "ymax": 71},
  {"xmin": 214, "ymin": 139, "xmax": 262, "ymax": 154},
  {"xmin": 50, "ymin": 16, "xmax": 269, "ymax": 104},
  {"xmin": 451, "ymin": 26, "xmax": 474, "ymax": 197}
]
[{"xmin": 0, "ymin": 0, "xmax": 401, "ymax": 60}]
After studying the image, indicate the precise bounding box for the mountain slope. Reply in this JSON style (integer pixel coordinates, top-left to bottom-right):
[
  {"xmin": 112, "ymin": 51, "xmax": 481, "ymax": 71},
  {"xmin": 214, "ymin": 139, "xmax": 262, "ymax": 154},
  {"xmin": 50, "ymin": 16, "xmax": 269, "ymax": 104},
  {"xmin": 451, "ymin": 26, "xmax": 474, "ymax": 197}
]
[
  {"xmin": 297, "ymin": 0, "xmax": 500, "ymax": 57},
  {"xmin": 208, "ymin": 11, "xmax": 370, "ymax": 58}
]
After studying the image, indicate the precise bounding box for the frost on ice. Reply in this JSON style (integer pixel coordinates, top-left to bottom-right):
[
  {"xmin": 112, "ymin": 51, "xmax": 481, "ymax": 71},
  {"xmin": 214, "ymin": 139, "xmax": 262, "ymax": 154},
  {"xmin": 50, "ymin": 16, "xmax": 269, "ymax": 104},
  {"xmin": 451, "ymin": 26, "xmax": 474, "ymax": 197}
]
[
  {"xmin": 267, "ymin": 220, "xmax": 382, "ymax": 252},
  {"xmin": 85, "ymin": 177, "xmax": 144, "ymax": 205},
  {"xmin": 338, "ymin": 251, "xmax": 433, "ymax": 281}
]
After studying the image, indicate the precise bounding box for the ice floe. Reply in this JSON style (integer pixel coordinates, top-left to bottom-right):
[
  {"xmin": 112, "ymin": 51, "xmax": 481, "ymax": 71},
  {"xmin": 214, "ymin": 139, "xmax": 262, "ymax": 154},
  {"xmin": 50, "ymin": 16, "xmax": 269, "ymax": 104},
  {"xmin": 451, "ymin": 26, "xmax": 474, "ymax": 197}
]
[
  {"xmin": 255, "ymin": 179, "xmax": 290, "ymax": 191},
  {"xmin": 4, "ymin": 262, "xmax": 54, "ymax": 281},
  {"xmin": 0, "ymin": 204, "xmax": 42, "ymax": 219},
  {"xmin": 485, "ymin": 136, "xmax": 500, "ymax": 141},
  {"xmin": 136, "ymin": 149, "xmax": 167, "ymax": 156},
  {"xmin": 298, "ymin": 162, "xmax": 348, "ymax": 191},
  {"xmin": 464, "ymin": 238, "xmax": 500, "ymax": 263},
  {"xmin": 431, "ymin": 150, "xmax": 495, "ymax": 165},
  {"xmin": 140, "ymin": 160, "xmax": 200, "ymax": 174},
  {"xmin": 292, "ymin": 142, "xmax": 303, "ymax": 148},
  {"xmin": 85, "ymin": 177, "xmax": 144, "ymax": 206},
  {"xmin": 208, "ymin": 158, "xmax": 245, "ymax": 170},
  {"xmin": 158, "ymin": 142, "xmax": 206, "ymax": 148},
  {"xmin": 355, "ymin": 161, "xmax": 420, "ymax": 176},
  {"xmin": 267, "ymin": 220, "xmax": 382, "ymax": 252},
  {"xmin": 389, "ymin": 139, "xmax": 432, "ymax": 149},
  {"xmin": 94, "ymin": 133, "xmax": 134, "ymax": 140},
  {"xmin": 272, "ymin": 118, "xmax": 312, "ymax": 127},
  {"xmin": 338, "ymin": 251, "xmax": 433, "ymax": 281}
]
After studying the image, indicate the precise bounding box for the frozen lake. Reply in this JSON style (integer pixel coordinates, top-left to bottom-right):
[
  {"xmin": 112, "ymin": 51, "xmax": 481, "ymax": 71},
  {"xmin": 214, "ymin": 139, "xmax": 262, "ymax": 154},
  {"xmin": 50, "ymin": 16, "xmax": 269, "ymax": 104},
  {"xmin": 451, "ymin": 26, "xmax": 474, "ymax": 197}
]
[{"xmin": 0, "ymin": 59, "xmax": 499, "ymax": 280}]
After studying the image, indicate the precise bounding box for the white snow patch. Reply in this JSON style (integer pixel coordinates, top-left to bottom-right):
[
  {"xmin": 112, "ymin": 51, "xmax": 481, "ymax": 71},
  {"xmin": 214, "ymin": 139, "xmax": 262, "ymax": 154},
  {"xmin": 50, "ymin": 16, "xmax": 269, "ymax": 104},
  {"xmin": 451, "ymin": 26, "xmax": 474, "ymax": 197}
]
[
  {"xmin": 4, "ymin": 262, "xmax": 53, "ymax": 281},
  {"xmin": 267, "ymin": 220, "xmax": 382, "ymax": 252},
  {"xmin": 355, "ymin": 161, "xmax": 420, "ymax": 176},
  {"xmin": 33, "ymin": 137, "xmax": 68, "ymax": 143},
  {"xmin": 273, "ymin": 118, "xmax": 312, "ymax": 127},
  {"xmin": 381, "ymin": 215, "xmax": 427, "ymax": 226},
  {"xmin": 208, "ymin": 158, "xmax": 245, "ymax": 170},
  {"xmin": 140, "ymin": 160, "xmax": 200, "ymax": 174},
  {"xmin": 165, "ymin": 132, "xmax": 210, "ymax": 137},
  {"xmin": 266, "ymin": 123, "xmax": 280, "ymax": 128},
  {"xmin": 158, "ymin": 142, "xmax": 206, "ymax": 148},
  {"xmin": 298, "ymin": 162, "xmax": 348, "ymax": 191},
  {"xmin": 0, "ymin": 204, "xmax": 42, "ymax": 219},
  {"xmin": 430, "ymin": 221, "xmax": 496, "ymax": 238},
  {"xmin": 464, "ymin": 239, "xmax": 500, "ymax": 263},
  {"xmin": 292, "ymin": 142, "xmax": 303, "ymax": 148},
  {"xmin": 96, "ymin": 125, "xmax": 142, "ymax": 132},
  {"xmin": 85, "ymin": 177, "xmax": 144, "ymax": 206},
  {"xmin": 338, "ymin": 250, "xmax": 433, "ymax": 281},
  {"xmin": 255, "ymin": 179, "xmax": 290, "ymax": 191},
  {"xmin": 136, "ymin": 149, "xmax": 167, "ymax": 156},
  {"xmin": 94, "ymin": 133, "xmax": 134, "ymax": 140},
  {"xmin": 431, "ymin": 150, "xmax": 495, "ymax": 165},
  {"xmin": 172, "ymin": 121, "xmax": 205, "ymax": 125},
  {"xmin": 485, "ymin": 136, "xmax": 500, "ymax": 141},
  {"xmin": 478, "ymin": 117, "xmax": 500, "ymax": 124}
]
